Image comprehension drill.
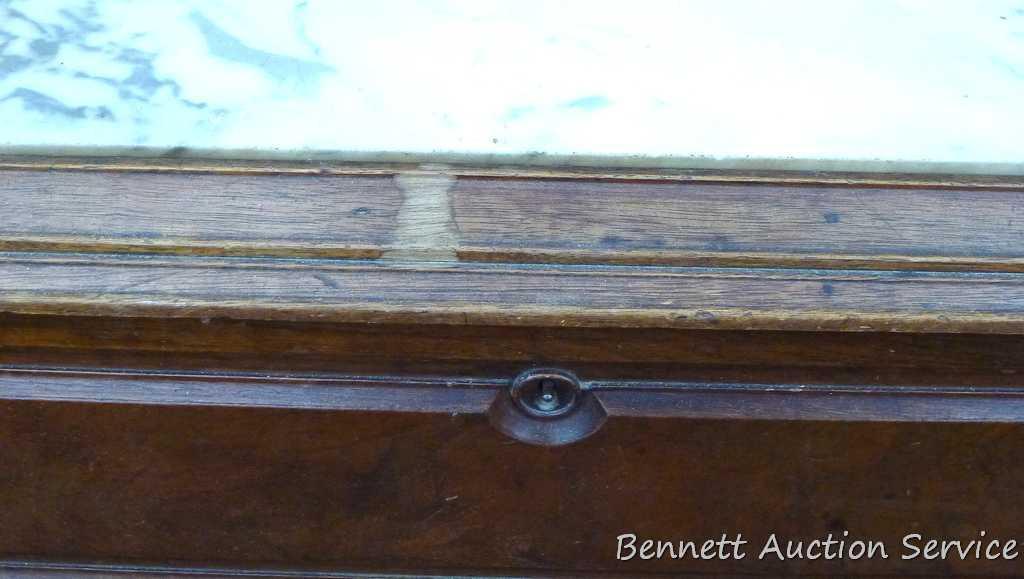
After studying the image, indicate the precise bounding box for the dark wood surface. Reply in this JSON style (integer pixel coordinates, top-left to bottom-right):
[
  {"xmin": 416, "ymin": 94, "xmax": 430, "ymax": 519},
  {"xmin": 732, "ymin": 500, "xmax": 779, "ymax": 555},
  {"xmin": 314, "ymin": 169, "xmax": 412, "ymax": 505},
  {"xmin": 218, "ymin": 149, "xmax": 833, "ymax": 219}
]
[
  {"xmin": 6, "ymin": 367, "xmax": 1024, "ymax": 424},
  {"xmin": 6, "ymin": 314, "xmax": 1024, "ymax": 377},
  {"xmin": 2, "ymin": 312, "xmax": 1024, "ymax": 576},
  {"xmin": 3, "ymin": 159, "xmax": 1024, "ymax": 576},
  {"xmin": 4, "ymin": 402, "xmax": 1024, "ymax": 576}
]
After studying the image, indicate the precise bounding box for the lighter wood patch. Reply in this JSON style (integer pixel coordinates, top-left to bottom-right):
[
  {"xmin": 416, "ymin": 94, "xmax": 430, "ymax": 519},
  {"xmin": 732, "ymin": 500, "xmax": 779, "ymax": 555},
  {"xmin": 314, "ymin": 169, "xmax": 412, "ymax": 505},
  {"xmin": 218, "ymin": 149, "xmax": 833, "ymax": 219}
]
[{"xmin": 389, "ymin": 166, "xmax": 458, "ymax": 260}]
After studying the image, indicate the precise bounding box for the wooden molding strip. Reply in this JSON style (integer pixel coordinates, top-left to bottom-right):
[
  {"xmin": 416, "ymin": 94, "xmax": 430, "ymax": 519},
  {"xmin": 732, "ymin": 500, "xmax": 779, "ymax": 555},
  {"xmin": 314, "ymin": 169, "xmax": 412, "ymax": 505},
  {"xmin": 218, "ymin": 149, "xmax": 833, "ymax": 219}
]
[
  {"xmin": 0, "ymin": 370, "xmax": 498, "ymax": 414},
  {"xmin": 0, "ymin": 559, "xmax": 963, "ymax": 579},
  {"xmin": 4, "ymin": 253, "xmax": 1024, "ymax": 333},
  {"xmin": 449, "ymin": 176, "xmax": 1024, "ymax": 272},
  {"xmin": 2, "ymin": 166, "xmax": 1024, "ymax": 271},
  {"xmin": 0, "ymin": 559, "xmax": 539, "ymax": 578},
  {"xmin": 4, "ymin": 369, "xmax": 1024, "ymax": 424},
  {"xmin": 3, "ymin": 154, "xmax": 1024, "ymax": 188}
]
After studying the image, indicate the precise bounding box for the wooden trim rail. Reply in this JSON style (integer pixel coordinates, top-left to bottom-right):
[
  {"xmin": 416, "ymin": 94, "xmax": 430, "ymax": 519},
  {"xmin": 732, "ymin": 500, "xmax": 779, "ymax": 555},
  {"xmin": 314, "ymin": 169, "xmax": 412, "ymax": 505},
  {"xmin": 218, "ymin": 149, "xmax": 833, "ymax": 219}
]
[
  {"xmin": 3, "ymin": 252, "xmax": 1024, "ymax": 334},
  {"xmin": 2, "ymin": 161, "xmax": 1024, "ymax": 272},
  {"xmin": 3, "ymin": 369, "xmax": 1024, "ymax": 425}
]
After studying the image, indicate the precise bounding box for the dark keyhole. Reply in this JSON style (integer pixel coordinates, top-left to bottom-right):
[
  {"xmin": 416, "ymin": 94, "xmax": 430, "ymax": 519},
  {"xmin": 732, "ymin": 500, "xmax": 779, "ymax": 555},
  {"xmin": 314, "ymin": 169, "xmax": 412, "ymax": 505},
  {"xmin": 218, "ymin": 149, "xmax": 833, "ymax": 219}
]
[
  {"xmin": 513, "ymin": 372, "xmax": 577, "ymax": 418},
  {"xmin": 534, "ymin": 379, "xmax": 561, "ymax": 412}
]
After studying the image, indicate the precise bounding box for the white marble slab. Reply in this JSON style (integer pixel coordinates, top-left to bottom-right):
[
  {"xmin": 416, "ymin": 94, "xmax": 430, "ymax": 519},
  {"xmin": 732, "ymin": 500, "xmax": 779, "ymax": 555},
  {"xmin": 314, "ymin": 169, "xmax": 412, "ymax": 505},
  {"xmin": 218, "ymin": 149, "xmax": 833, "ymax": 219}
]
[{"xmin": 1, "ymin": 0, "xmax": 1023, "ymax": 173}]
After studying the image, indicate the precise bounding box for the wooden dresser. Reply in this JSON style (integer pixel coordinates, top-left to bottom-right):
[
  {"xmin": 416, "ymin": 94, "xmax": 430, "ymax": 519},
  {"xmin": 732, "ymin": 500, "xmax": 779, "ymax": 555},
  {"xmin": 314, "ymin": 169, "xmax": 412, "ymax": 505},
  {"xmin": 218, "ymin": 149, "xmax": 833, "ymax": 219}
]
[{"xmin": 2, "ymin": 158, "xmax": 1024, "ymax": 577}]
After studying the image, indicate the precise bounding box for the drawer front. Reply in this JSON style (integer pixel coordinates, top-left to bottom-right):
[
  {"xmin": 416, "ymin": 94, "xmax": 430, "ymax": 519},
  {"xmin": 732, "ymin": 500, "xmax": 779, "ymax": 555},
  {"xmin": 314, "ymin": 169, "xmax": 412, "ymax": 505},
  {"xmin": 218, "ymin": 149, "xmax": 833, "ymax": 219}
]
[{"xmin": 3, "ymin": 398, "xmax": 1024, "ymax": 576}]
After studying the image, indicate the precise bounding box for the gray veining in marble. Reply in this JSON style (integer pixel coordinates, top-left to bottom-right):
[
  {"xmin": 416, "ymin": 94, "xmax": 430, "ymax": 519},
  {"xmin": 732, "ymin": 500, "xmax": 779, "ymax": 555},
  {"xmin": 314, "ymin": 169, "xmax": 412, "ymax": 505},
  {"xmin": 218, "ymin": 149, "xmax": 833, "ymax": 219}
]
[{"xmin": 1, "ymin": 0, "xmax": 1023, "ymax": 173}]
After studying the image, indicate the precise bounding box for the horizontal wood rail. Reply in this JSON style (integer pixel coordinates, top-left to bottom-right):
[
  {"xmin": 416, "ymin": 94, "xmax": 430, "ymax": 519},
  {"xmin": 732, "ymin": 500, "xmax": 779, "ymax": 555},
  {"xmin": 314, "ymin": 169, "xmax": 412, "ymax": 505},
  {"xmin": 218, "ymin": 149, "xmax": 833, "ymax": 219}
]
[
  {"xmin": 4, "ymin": 368, "xmax": 1024, "ymax": 426},
  {"xmin": 3, "ymin": 252, "xmax": 1024, "ymax": 333},
  {"xmin": 2, "ymin": 162, "xmax": 1023, "ymax": 271},
  {"xmin": 0, "ymin": 558, "xmax": 597, "ymax": 578}
]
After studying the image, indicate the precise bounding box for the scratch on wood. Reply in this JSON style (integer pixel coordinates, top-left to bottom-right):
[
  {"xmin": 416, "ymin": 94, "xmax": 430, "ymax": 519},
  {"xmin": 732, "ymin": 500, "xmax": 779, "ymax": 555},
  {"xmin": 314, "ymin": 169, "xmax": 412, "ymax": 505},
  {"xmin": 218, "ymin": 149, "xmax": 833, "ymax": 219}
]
[
  {"xmin": 312, "ymin": 272, "xmax": 340, "ymax": 290},
  {"xmin": 388, "ymin": 165, "xmax": 458, "ymax": 261}
]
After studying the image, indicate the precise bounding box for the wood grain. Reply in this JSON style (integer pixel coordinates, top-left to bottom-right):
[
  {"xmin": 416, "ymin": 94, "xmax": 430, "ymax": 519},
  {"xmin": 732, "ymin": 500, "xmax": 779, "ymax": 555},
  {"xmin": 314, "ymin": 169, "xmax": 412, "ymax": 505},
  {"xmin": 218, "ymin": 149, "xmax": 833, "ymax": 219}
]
[
  {"xmin": 452, "ymin": 177, "xmax": 1024, "ymax": 270},
  {"xmin": 4, "ymin": 401, "xmax": 1024, "ymax": 575},
  {"xmin": 0, "ymin": 170, "xmax": 399, "ymax": 258},
  {"xmin": 2, "ymin": 166, "xmax": 1024, "ymax": 271},
  {"xmin": 0, "ymin": 369, "xmax": 498, "ymax": 414},
  {"xmin": 3, "ymin": 368, "xmax": 1024, "ymax": 424},
  {"xmin": 5, "ymin": 161, "xmax": 1024, "ymax": 576},
  {"xmin": 0, "ymin": 562, "xmax": 524, "ymax": 578},
  {"xmin": 6, "ymin": 314, "xmax": 1024, "ymax": 376},
  {"xmin": 0, "ymin": 560, "xmax": 974, "ymax": 579},
  {"xmin": 3, "ymin": 253, "xmax": 1024, "ymax": 333}
]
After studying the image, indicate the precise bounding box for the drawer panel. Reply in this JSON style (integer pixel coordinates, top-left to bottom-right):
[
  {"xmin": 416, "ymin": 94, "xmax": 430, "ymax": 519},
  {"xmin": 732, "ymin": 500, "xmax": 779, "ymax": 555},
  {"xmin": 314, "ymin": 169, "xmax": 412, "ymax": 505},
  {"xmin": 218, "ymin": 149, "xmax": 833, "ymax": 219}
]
[{"xmin": 2, "ymin": 400, "xmax": 1023, "ymax": 576}]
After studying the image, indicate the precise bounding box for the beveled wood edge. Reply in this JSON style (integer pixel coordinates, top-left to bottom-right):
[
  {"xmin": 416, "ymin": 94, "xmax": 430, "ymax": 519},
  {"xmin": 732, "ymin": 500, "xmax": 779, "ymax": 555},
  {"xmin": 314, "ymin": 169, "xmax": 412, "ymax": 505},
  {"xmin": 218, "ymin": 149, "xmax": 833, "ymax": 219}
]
[
  {"xmin": 458, "ymin": 248, "xmax": 1024, "ymax": 273},
  {"xmin": 3, "ymin": 154, "xmax": 1024, "ymax": 188},
  {"xmin": 0, "ymin": 238, "xmax": 383, "ymax": 259},
  {"xmin": 0, "ymin": 559, "xmax": 981, "ymax": 579},
  {"xmin": 5, "ymin": 252, "xmax": 1024, "ymax": 333},
  {"xmin": 0, "ymin": 369, "xmax": 500, "ymax": 414},
  {"xmin": 7, "ymin": 242, "xmax": 1024, "ymax": 274},
  {"xmin": 8, "ymin": 297, "xmax": 1024, "ymax": 334},
  {"xmin": 0, "ymin": 563, "xmax": 982, "ymax": 579},
  {"xmin": 4, "ymin": 368, "xmax": 1024, "ymax": 424},
  {"xmin": 13, "ymin": 559, "xmax": 854, "ymax": 579},
  {"xmin": 0, "ymin": 559, "xmax": 565, "ymax": 578}
]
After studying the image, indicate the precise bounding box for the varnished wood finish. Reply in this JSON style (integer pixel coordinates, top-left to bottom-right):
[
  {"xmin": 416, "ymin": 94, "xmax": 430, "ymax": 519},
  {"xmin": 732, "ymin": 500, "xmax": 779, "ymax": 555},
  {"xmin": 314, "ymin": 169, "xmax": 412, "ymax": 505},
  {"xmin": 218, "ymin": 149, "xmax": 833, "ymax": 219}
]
[
  {"xmin": 4, "ymin": 402, "xmax": 1024, "ymax": 576},
  {"xmin": 0, "ymin": 369, "xmax": 500, "ymax": 414},
  {"xmin": 452, "ymin": 177, "xmax": 1024, "ymax": 270},
  {"xmin": 2, "ymin": 162, "xmax": 1023, "ymax": 271},
  {"xmin": 5, "ymin": 313, "xmax": 1024, "ymax": 374},
  {"xmin": 0, "ymin": 563, "xmax": 541, "ymax": 578},
  {"xmin": 4, "ymin": 253, "xmax": 1024, "ymax": 333},
  {"xmin": 4, "ymin": 159, "xmax": 1024, "ymax": 576},
  {"xmin": 5, "ymin": 368, "xmax": 1024, "ymax": 424},
  {"xmin": 0, "ymin": 170, "xmax": 396, "ymax": 258}
]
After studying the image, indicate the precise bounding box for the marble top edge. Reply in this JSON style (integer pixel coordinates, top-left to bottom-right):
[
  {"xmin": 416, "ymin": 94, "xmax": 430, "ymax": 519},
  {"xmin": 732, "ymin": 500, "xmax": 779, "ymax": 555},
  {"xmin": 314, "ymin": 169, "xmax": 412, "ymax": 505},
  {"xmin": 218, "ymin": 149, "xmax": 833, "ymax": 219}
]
[
  {"xmin": 2, "ymin": 1, "xmax": 1022, "ymax": 174},
  {"xmin": 2, "ymin": 146, "xmax": 1024, "ymax": 177}
]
